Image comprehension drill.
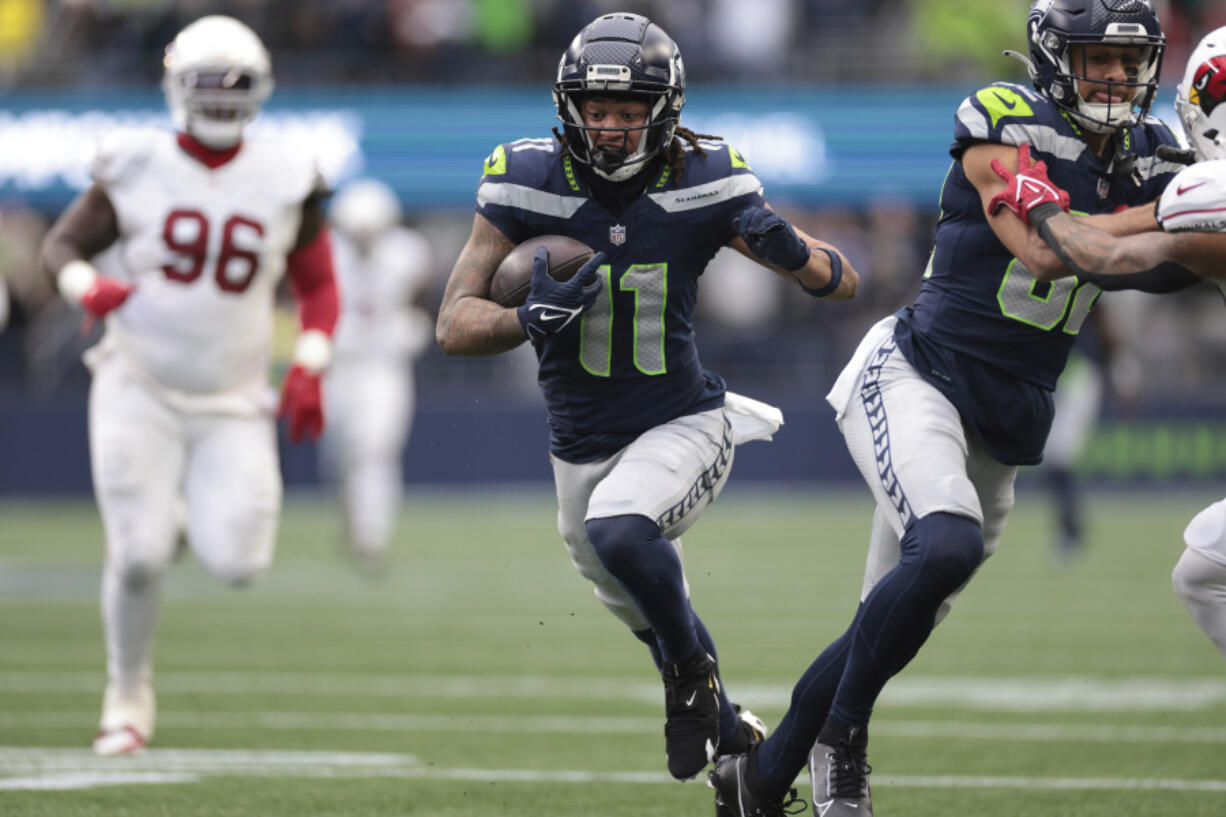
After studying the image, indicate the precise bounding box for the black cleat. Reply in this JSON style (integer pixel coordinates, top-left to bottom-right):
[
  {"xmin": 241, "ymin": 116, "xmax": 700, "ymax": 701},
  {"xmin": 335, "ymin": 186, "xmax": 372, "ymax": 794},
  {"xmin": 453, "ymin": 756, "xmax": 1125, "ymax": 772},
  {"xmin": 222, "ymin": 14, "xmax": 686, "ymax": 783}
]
[
  {"xmin": 662, "ymin": 647, "xmax": 722, "ymax": 780},
  {"xmin": 809, "ymin": 724, "xmax": 873, "ymax": 817},
  {"xmin": 709, "ymin": 747, "xmax": 807, "ymax": 817},
  {"xmin": 717, "ymin": 705, "xmax": 768, "ymax": 758}
]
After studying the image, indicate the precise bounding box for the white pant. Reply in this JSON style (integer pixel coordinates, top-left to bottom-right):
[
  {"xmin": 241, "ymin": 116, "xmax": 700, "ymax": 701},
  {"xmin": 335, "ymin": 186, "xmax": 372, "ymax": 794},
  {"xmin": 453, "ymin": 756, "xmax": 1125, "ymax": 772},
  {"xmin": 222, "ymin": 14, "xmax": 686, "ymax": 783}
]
[
  {"xmin": 322, "ymin": 358, "xmax": 413, "ymax": 553},
  {"xmin": 1045, "ymin": 355, "xmax": 1103, "ymax": 469},
  {"xmin": 828, "ymin": 317, "xmax": 1015, "ymax": 614},
  {"xmin": 89, "ymin": 346, "xmax": 281, "ymax": 583},
  {"xmin": 551, "ymin": 407, "xmax": 736, "ymax": 631}
]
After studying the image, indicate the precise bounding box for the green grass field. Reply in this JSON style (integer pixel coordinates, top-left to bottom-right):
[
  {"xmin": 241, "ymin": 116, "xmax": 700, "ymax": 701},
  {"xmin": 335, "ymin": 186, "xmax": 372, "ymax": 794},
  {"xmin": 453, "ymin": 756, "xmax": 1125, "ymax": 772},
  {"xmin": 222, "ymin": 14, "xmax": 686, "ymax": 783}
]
[{"xmin": 2, "ymin": 485, "xmax": 1224, "ymax": 816}]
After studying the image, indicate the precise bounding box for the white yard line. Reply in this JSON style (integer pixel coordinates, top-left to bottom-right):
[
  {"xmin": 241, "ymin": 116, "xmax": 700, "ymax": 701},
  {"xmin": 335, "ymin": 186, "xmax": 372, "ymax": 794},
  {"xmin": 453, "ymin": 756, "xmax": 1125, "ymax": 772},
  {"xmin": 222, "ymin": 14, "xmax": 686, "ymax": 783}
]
[
  {"xmin": 2, "ymin": 670, "xmax": 1225, "ymax": 711},
  {"xmin": 1, "ymin": 747, "xmax": 1225, "ymax": 793},
  {"xmin": 2, "ymin": 711, "xmax": 1225, "ymax": 744}
]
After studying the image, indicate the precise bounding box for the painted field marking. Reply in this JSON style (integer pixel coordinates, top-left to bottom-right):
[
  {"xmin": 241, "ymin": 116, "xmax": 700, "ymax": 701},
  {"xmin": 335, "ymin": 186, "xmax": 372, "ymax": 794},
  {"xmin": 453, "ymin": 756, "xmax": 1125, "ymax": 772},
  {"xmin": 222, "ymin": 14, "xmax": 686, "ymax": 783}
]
[
  {"xmin": 2, "ymin": 671, "xmax": 1225, "ymax": 711},
  {"xmin": 2, "ymin": 748, "xmax": 1226, "ymax": 793},
  {"xmin": 2, "ymin": 711, "xmax": 1225, "ymax": 744}
]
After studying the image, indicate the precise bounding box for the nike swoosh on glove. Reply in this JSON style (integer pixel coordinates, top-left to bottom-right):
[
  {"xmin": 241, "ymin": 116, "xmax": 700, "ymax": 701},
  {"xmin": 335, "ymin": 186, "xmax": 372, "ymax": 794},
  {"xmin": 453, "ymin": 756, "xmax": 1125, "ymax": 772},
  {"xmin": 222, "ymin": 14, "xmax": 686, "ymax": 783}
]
[
  {"xmin": 988, "ymin": 143, "xmax": 1071, "ymax": 225},
  {"xmin": 516, "ymin": 247, "xmax": 606, "ymax": 340},
  {"xmin": 278, "ymin": 364, "xmax": 324, "ymax": 443},
  {"xmin": 732, "ymin": 205, "xmax": 811, "ymax": 271}
]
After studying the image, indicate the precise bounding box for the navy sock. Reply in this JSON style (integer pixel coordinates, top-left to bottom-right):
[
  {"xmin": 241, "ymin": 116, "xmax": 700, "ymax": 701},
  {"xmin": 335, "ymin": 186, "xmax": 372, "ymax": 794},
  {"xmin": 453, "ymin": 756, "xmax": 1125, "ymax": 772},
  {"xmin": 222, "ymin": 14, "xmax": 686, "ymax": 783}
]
[
  {"xmin": 633, "ymin": 628, "xmax": 664, "ymax": 671},
  {"xmin": 1047, "ymin": 465, "xmax": 1081, "ymax": 541},
  {"xmin": 752, "ymin": 628, "xmax": 852, "ymax": 798},
  {"xmin": 587, "ymin": 514, "xmax": 698, "ymax": 663},
  {"xmin": 827, "ymin": 512, "xmax": 983, "ymax": 726},
  {"xmin": 753, "ymin": 512, "xmax": 983, "ymax": 798}
]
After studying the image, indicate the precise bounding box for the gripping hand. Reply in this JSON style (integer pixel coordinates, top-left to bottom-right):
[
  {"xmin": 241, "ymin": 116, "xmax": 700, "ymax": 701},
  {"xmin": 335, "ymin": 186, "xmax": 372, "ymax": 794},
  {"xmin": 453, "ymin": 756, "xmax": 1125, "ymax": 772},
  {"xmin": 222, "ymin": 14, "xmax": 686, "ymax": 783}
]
[
  {"xmin": 733, "ymin": 206, "xmax": 811, "ymax": 271},
  {"xmin": 278, "ymin": 365, "xmax": 324, "ymax": 443},
  {"xmin": 516, "ymin": 248, "xmax": 606, "ymax": 340},
  {"xmin": 988, "ymin": 144, "xmax": 1071, "ymax": 224}
]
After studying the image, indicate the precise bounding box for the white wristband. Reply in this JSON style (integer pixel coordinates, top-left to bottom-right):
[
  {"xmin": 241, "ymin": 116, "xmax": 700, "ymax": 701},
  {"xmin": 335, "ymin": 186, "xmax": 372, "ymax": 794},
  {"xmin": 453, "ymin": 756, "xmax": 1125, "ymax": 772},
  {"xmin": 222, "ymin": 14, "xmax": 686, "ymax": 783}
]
[
  {"xmin": 57, "ymin": 260, "xmax": 99, "ymax": 304},
  {"xmin": 292, "ymin": 329, "xmax": 333, "ymax": 374}
]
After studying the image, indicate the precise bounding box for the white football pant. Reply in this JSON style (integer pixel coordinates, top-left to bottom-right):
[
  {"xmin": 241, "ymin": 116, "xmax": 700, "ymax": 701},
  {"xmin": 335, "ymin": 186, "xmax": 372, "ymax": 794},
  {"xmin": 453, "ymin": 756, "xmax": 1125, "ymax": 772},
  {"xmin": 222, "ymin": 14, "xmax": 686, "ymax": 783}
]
[
  {"xmin": 323, "ymin": 360, "xmax": 413, "ymax": 559},
  {"xmin": 89, "ymin": 350, "xmax": 280, "ymax": 693},
  {"xmin": 828, "ymin": 316, "xmax": 1015, "ymax": 622},
  {"xmin": 552, "ymin": 407, "xmax": 735, "ymax": 631},
  {"xmin": 1045, "ymin": 354, "xmax": 1103, "ymax": 470},
  {"xmin": 1174, "ymin": 498, "xmax": 1226, "ymax": 661}
]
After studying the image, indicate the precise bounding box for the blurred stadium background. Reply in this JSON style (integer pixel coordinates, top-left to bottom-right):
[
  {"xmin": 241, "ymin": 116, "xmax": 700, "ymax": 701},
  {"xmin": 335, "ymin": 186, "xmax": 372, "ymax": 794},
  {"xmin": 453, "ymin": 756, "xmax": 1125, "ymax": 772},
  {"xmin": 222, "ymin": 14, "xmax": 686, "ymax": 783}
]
[{"xmin": 3, "ymin": 1, "xmax": 1226, "ymax": 815}]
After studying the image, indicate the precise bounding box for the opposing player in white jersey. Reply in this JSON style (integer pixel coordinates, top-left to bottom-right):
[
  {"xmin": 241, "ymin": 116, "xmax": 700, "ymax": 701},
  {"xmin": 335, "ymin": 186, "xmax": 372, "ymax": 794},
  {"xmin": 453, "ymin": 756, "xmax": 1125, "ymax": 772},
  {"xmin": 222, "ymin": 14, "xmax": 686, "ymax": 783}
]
[
  {"xmin": 40, "ymin": 15, "xmax": 339, "ymax": 754},
  {"xmin": 993, "ymin": 25, "xmax": 1226, "ymax": 661},
  {"xmin": 322, "ymin": 178, "xmax": 434, "ymax": 570}
]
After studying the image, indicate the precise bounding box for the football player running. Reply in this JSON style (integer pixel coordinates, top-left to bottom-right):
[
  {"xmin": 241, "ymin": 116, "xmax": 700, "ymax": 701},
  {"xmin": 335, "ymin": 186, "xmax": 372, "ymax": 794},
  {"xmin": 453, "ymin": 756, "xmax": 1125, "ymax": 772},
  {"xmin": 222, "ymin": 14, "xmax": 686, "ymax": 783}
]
[
  {"xmin": 41, "ymin": 15, "xmax": 338, "ymax": 755},
  {"xmin": 436, "ymin": 12, "xmax": 857, "ymax": 782},
  {"xmin": 992, "ymin": 25, "xmax": 1226, "ymax": 664},
  {"xmin": 322, "ymin": 178, "xmax": 434, "ymax": 572},
  {"xmin": 710, "ymin": 1, "xmax": 1183, "ymax": 815}
]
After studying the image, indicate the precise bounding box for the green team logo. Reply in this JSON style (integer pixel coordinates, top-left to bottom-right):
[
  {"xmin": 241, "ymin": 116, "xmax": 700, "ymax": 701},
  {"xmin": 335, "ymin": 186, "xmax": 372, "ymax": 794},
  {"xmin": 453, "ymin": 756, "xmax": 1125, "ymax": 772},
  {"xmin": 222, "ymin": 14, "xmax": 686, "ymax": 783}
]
[
  {"xmin": 483, "ymin": 145, "xmax": 507, "ymax": 176},
  {"xmin": 977, "ymin": 86, "xmax": 1033, "ymax": 128}
]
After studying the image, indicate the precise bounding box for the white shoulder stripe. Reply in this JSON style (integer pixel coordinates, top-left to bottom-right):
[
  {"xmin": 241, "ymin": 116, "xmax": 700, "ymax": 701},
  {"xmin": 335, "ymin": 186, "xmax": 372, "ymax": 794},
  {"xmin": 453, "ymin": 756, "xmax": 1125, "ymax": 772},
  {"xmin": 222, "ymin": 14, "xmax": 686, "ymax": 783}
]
[
  {"xmin": 956, "ymin": 99, "xmax": 991, "ymax": 140},
  {"xmin": 648, "ymin": 173, "xmax": 762, "ymax": 213},
  {"xmin": 477, "ymin": 182, "xmax": 585, "ymax": 219}
]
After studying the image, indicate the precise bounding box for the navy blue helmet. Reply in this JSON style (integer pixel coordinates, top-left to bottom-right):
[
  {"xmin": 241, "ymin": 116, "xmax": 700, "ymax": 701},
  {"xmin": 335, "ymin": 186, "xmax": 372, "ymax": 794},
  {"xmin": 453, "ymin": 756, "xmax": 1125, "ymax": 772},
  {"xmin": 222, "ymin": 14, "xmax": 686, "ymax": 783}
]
[
  {"xmin": 1026, "ymin": 0, "xmax": 1165, "ymax": 133},
  {"xmin": 553, "ymin": 13, "xmax": 686, "ymax": 180}
]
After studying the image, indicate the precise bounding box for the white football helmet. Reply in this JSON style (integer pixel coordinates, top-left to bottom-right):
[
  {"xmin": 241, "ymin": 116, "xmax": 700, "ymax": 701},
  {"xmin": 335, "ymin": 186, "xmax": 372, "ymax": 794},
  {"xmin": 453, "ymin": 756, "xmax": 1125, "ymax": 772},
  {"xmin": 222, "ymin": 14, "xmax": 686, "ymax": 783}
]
[
  {"xmin": 329, "ymin": 178, "xmax": 402, "ymax": 244},
  {"xmin": 162, "ymin": 16, "xmax": 274, "ymax": 149},
  {"xmin": 1176, "ymin": 26, "xmax": 1226, "ymax": 162}
]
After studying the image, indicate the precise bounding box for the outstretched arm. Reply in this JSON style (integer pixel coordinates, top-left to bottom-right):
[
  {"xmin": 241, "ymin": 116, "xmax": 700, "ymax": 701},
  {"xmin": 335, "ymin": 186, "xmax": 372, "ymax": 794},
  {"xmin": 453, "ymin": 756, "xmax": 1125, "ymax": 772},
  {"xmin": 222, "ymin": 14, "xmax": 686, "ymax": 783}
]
[{"xmin": 436, "ymin": 213, "xmax": 524, "ymax": 356}]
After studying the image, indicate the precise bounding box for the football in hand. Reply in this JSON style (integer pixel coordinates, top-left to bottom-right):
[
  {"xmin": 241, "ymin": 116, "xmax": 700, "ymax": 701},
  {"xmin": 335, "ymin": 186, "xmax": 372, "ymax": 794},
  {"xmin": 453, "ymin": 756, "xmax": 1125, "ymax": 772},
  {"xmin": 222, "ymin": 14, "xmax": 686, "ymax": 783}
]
[{"xmin": 488, "ymin": 235, "xmax": 595, "ymax": 308}]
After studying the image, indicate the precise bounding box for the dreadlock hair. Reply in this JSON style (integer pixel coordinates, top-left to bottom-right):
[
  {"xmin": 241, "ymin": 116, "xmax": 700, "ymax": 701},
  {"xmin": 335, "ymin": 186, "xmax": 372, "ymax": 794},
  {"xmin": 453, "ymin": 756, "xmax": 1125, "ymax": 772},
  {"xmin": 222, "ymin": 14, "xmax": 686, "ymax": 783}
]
[{"xmin": 552, "ymin": 125, "xmax": 722, "ymax": 185}]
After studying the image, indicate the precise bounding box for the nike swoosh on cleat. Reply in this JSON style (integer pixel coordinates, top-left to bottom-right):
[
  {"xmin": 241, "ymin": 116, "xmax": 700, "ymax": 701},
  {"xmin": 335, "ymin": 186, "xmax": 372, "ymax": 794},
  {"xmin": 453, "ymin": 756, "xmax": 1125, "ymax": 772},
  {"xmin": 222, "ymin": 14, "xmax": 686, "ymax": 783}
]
[
  {"xmin": 816, "ymin": 799, "xmax": 834, "ymax": 816},
  {"xmin": 685, "ymin": 690, "xmax": 698, "ymax": 707},
  {"xmin": 1178, "ymin": 181, "xmax": 1208, "ymax": 195}
]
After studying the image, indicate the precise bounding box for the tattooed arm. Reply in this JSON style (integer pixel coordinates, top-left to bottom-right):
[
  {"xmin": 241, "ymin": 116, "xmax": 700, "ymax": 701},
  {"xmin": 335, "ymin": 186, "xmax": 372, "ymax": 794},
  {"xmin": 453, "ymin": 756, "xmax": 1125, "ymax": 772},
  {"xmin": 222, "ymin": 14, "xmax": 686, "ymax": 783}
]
[
  {"xmin": 436, "ymin": 213, "xmax": 523, "ymax": 355},
  {"xmin": 1029, "ymin": 204, "xmax": 1224, "ymax": 292}
]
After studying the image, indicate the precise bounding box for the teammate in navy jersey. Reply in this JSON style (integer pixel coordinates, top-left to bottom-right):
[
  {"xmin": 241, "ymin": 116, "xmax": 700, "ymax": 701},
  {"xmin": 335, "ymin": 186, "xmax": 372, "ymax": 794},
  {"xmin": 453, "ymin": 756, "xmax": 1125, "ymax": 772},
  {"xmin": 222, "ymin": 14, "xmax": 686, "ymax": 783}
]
[
  {"xmin": 435, "ymin": 12, "xmax": 856, "ymax": 782},
  {"xmin": 710, "ymin": 2, "xmax": 1182, "ymax": 815},
  {"xmin": 991, "ymin": 25, "xmax": 1226, "ymax": 665}
]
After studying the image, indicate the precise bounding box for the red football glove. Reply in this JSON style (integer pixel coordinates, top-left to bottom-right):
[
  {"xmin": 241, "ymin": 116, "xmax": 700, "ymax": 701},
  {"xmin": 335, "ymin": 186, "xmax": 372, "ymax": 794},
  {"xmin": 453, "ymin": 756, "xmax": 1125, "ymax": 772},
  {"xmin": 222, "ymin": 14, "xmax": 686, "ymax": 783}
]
[
  {"xmin": 988, "ymin": 143, "xmax": 1071, "ymax": 225},
  {"xmin": 278, "ymin": 364, "xmax": 324, "ymax": 443},
  {"xmin": 79, "ymin": 276, "xmax": 135, "ymax": 320}
]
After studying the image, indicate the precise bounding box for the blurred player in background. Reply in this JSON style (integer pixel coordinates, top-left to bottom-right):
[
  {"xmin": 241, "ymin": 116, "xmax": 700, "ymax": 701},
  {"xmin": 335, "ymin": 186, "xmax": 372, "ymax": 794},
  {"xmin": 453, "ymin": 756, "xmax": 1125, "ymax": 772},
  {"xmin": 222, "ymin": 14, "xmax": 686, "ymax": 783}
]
[
  {"xmin": 1042, "ymin": 302, "xmax": 1139, "ymax": 562},
  {"xmin": 322, "ymin": 178, "xmax": 434, "ymax": 571},
  {"xmin": 992, "ymin": 25, "xmax": 1226, "ymax": 662},
  {"xmin": 436, "ymin": 12, "xmax": 856, "ymax": 782},
  {"xmin": 40, "ymin": 15, "xmax": 338, "ymax": 755},
  {"xmin": 710, "ymin": 2, "xmax": 1182, "ymax": 814}
]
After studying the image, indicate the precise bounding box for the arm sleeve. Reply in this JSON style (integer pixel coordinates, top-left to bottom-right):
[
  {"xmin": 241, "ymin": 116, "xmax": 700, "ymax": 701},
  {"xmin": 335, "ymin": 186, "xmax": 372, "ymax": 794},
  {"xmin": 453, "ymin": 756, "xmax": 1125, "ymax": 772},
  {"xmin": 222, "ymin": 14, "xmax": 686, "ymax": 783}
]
[{"xmin": 286, "ymin": 226, "xmax": 339, "ymax": 334}]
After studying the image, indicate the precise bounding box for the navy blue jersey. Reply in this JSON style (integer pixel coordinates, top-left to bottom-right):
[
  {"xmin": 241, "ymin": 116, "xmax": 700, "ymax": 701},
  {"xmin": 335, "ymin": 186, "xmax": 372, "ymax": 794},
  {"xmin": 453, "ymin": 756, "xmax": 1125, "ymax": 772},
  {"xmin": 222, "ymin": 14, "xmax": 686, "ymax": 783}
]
[
  {"xmin": 895, "ymin": 82, "xmax": 1182, "ymax": 465},
  {"xmin": 477, "ymin": 138, "xmax": 766, "ymax": 462}
]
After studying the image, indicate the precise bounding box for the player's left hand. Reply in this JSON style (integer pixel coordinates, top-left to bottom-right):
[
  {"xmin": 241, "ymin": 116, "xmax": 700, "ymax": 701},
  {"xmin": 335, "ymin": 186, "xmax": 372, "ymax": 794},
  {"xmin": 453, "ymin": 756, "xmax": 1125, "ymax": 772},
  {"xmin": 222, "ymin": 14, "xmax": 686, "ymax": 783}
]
[
  {"xmin": 733, "ymin": 206, "xmax": 811, "ymax": 271},
  {"xmin": 278, "ymin": 364, "xmax": 324, "ymax": 443},
  {"xmin": 988, "ymin": 144, "xmax": 1071, "ymax": 224}
]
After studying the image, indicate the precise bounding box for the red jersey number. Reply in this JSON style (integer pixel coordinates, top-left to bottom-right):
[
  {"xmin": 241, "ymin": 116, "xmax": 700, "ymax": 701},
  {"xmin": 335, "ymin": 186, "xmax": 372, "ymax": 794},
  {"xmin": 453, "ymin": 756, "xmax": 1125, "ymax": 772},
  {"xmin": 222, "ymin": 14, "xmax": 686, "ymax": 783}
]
[{"xmin": 161, "ymin": 210, "xmax": 265, "ymax": 294}]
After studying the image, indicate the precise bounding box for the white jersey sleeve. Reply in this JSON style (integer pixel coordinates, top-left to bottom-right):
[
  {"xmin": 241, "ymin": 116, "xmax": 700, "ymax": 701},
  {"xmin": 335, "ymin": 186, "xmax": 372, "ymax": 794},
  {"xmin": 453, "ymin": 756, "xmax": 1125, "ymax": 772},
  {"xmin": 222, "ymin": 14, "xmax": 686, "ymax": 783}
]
[
  {"xmin": 1158, "ymin": 160, "xmax": 1226, "ymax": 233},
  {"xmin": 93, "ymin": 129, "xmax": 322, "ymax": 395}
]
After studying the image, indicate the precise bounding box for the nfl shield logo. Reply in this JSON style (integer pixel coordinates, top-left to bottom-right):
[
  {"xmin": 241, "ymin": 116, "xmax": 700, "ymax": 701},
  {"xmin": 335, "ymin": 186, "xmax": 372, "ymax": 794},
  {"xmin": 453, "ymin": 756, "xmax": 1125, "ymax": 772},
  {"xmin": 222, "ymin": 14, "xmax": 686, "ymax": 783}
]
[{"xmin": 609, "ymin": 224, "xmax": 627, "ymax": 245}]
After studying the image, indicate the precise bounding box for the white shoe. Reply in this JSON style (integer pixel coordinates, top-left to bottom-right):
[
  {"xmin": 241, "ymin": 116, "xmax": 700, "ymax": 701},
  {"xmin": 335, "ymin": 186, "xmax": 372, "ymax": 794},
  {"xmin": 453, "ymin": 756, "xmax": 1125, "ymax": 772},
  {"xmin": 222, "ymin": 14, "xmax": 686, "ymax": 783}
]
[{"xmin": 93, "ymin": 682, "xmax": 156, "ymax": 755}]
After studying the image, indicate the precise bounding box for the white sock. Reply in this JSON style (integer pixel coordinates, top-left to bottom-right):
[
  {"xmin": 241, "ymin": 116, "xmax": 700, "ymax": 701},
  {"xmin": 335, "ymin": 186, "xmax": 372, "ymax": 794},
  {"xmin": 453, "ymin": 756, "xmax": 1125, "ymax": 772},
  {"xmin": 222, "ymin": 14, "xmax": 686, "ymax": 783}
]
[
  {"xmin": 101, "ymin": 559, "xmax": 163, "ymax": 692},
  {"xmin": 1172, "ymin": 547, "xmax": 1226, "ymax": 662}
]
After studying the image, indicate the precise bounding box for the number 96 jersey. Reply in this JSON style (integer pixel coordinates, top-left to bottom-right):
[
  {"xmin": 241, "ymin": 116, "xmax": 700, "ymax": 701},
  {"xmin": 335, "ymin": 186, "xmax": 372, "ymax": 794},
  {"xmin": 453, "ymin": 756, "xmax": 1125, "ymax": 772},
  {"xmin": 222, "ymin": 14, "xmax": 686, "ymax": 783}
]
[{"xmin": 91, "ymin": 128, "xmax": 322, "ymax": 394}]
